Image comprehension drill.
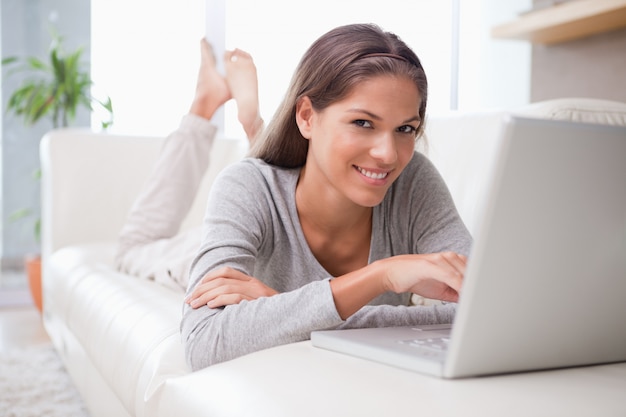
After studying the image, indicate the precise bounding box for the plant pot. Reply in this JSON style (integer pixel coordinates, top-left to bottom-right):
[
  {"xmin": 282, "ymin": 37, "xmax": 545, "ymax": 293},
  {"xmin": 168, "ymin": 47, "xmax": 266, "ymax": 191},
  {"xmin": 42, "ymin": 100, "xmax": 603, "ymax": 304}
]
[{"xmin": 25, "ymin": 254, "xmax": 42, "ymax": 313}]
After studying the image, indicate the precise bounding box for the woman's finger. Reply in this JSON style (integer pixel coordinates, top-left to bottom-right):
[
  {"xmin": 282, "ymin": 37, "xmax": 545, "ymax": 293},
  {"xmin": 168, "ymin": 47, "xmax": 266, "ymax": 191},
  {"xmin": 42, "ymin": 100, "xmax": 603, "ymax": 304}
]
[
  {"xmin": 200, "ymin": 266, "xmax": 251, "ymax": 283},
  {"xmin": 186, "ymin": 271, "xmax": 278, "ymax": 308},
  {"xmin": 207, "ymin": 293, "xmax": 254, "ymax": 309},
  {"xmin": 189, "ymin": 279, "xmax": 247, "ymax": 307},
  {"xmin": 424, "ymin": 252, "xmax": 466, "ymax": 292}
]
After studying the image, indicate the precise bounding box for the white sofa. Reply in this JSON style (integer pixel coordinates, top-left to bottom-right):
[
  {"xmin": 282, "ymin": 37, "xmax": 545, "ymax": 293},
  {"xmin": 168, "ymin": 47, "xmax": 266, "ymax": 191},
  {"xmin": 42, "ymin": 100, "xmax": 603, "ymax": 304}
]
[{"xmin": 40, "ymin": 98, "xmax": 626, "ymax": 417}]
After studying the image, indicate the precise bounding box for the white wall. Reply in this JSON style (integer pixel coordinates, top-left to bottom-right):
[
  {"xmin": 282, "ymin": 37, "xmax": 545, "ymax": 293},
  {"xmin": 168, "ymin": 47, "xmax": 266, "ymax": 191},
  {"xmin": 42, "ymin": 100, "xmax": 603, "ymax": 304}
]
[{"xmin": 457, "ymin": 0, "xmax": 532, "ymax": 111}]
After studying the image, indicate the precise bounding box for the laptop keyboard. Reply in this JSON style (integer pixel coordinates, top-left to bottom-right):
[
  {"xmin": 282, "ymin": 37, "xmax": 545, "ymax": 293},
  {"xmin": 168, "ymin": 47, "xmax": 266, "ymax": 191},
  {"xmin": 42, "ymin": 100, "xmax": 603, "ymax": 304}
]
[{"xmin": 399, "ymin": 336, "xmax": 451, "ymax": 352}]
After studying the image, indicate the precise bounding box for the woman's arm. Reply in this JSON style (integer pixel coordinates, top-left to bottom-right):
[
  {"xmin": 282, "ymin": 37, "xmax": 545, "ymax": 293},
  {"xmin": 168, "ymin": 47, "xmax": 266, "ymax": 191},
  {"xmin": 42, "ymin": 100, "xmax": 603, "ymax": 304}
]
[
  {"xmin": 181, "ymin": 161, "xmax": 343, "ymax": 369},
  {"xmin": 182, "ymin": 155, "xmax": 472, "ymax": 369},
  {"xmin": 186, "ymin": 251, "xmax": 465, "ymax": 318},
  {"xmin": 330, "ymin": 252, "xmax": 466, "ymax": 319},
  {"xmin": 182, "ymin": 161, "xmax": 459, "ymax": 369},
  {"xmin": 187, "ymin": 152, "xmax": 471, "ymax": 317}
]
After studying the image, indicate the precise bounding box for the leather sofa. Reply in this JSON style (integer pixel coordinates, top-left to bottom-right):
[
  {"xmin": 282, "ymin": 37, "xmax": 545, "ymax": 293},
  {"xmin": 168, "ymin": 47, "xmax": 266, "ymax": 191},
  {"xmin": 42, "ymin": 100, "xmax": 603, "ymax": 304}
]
[{"xmin": 40, "ymin": 98, "xmax": 626, "ymax": 417}]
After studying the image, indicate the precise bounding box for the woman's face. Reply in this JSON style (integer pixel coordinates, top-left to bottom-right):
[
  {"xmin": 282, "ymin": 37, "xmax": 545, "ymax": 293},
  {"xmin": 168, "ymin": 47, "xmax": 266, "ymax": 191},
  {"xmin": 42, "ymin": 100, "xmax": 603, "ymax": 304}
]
[{"xmin": 298, "ymin": 74, "xmax": 421, "ymax": 208}]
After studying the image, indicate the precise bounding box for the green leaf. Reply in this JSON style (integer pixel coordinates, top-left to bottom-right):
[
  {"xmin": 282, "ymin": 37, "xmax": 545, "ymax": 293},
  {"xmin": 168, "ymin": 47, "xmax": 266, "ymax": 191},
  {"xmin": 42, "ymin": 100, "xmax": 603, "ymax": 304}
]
[
  {"xmin": 26, "ymin": 56, "xmax": 48, "ymax": 71},
  {"xmin": 34, "ymin": 218, "xmax": 41, "ymax": 243},
  {"xmin": 102, "ymin": 96, "xmax": 113, "ymax": 112},
  {"xmin": 9, "ymin": 208, "xmax": 32, "ymax": 222},
  {"xmin": 3, "ymin": 30, "xmax": 114, "ymax": 129},
  {"xmin": 2, "ymin": 56, "xmax": 18, "ymax": 65}
]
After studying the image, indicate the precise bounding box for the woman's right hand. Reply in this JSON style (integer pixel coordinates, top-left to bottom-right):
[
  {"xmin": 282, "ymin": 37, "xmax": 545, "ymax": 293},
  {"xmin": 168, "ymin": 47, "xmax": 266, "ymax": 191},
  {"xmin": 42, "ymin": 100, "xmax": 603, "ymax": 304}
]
[{"xmin": 378, "ymin": 252, "xmax": 467, "ymax": 302}]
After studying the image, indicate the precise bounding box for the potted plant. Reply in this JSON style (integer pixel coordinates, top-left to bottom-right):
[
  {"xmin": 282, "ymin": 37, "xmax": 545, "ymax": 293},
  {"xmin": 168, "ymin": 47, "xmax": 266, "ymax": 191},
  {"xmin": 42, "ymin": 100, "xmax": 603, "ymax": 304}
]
[{"xmin": 2, "ymin": 32, "xmax": 113, "ymax": 312}]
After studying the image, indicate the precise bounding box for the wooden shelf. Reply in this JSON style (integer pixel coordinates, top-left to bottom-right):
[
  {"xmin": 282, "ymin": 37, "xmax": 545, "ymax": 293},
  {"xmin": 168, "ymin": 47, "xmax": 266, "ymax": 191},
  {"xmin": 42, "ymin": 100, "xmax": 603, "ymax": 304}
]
[{"xmin": 491, "ymin": 0, "xmax": 626, "ymax": 44}]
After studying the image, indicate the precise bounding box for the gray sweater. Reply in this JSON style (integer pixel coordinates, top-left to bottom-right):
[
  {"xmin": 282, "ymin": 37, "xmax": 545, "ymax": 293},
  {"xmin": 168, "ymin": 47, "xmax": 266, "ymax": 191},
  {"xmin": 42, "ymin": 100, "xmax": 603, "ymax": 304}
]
[{"xmin": 181, "ymin": 153, "xmax": 472, "ymax": 370}]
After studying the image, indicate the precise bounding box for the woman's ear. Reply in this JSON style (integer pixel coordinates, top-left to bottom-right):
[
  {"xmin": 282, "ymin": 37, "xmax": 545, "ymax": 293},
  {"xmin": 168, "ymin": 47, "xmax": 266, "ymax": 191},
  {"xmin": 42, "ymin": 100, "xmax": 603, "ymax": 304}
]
[{"xmin": 295, "ymin": 96, "xmax": 314, "ymax": 140}]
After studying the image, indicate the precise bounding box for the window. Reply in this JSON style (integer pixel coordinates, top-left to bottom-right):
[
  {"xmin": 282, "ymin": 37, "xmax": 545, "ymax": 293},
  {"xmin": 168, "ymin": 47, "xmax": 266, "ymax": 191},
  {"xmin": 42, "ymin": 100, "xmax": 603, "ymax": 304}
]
[
  {"xmin": 91, "ymin": 0, "xmax": 206, "ymax": 136},
  {"xmin": 91, "ymin": 0, "xmax": 530, "ymax": 138},
  {"xmin": 220, "ymin": 0, "xmax": 457, "ymax": 138}
]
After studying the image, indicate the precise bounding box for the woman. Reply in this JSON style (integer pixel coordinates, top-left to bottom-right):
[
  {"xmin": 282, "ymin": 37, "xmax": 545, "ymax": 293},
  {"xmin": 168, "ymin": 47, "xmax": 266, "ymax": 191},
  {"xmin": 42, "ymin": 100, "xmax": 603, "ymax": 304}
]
[{"xmin": 182, "ymin": 23, "xmax": 471, "ymax": 370}]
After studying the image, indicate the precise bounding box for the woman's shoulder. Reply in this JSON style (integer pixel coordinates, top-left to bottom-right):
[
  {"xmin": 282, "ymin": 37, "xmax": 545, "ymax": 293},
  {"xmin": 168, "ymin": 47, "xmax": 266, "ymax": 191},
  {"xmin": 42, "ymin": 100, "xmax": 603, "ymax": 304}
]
[
  {"xmin": 396, "ymin": 151, "xmax": 443, "ymax": 188},
  {"xmin": 225, "ymin": 157, "xmax": 299, "ymax": 176},
  {"xmin": 216, "ymin": 157, "xmax": 300, "ymax": 191},
  {"xmin": 210, "ymin": 158, "xmax": 301, "ymax": 222},
  {"xmin": 383, "ymin": 150, "xmax": 453, "ymax": 212},
  {"xmin": 409, "ymin": 149, "xmax": 436, "ymax": 169}
]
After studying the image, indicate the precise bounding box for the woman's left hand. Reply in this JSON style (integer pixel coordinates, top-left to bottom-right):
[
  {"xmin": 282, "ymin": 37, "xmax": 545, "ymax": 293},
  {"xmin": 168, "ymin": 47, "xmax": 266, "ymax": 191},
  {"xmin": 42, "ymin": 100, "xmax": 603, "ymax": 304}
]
[{"xmin": 185, "ymin": 266, "xmax": 278, "ymax": 309}]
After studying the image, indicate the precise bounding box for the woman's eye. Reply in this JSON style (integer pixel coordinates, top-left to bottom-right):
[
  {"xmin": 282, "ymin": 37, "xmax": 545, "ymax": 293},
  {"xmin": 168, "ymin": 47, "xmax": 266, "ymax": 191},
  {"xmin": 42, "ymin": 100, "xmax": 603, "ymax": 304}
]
[
  {"xmin": 353, "ymin": 119, "xmax": 372, "ymax": 128},
  {"xmin": 397, "ymin": 125, "xmax": 417, "ymax": 134}
]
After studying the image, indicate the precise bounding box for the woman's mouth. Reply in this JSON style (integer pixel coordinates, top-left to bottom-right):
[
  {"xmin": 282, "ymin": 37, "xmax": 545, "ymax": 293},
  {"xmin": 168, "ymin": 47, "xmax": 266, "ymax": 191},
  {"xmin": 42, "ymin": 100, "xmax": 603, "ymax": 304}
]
[{"xmin": 355, "ymin": 166, "xmax": 389, "ymax": 180}]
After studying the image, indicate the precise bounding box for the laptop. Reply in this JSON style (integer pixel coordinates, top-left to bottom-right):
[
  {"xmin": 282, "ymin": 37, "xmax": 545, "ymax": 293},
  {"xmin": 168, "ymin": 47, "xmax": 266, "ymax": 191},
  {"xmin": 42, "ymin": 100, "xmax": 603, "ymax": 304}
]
[{"xmin": 311, "ymin": 116, "xmax": 626, "ymax": 379}]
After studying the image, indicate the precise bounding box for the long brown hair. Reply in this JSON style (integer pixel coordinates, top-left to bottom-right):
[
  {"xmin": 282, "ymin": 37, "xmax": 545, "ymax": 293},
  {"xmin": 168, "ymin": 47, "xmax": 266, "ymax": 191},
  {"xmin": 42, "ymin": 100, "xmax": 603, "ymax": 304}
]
[{"xmin": 250, "ymin": 23, "xmax": 428, "ymax": 168}]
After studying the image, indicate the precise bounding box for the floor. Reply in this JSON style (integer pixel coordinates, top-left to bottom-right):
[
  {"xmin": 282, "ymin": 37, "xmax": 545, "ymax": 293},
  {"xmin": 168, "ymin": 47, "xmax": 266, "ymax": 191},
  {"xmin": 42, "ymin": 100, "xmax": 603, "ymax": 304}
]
[
  {"xmin": 0, "ymin": 269, "xmax": 51, "ymax": 353},
  {"xmin": 0, "ymin": 304, "xmax": 50, "ymax": 353}
]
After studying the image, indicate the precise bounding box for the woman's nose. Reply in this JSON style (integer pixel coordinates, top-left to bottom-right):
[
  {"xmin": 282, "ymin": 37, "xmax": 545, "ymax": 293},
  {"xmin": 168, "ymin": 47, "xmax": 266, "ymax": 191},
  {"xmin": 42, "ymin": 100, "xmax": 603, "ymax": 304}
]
[{"xmin": 369, "ymin": 132, "xmax": 398, "ymax": 164}]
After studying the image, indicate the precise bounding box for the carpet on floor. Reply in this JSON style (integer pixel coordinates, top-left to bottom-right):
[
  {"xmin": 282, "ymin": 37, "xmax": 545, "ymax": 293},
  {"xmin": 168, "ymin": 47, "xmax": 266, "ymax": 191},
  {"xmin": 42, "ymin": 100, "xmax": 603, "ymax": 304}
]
[{"xmin": 0, "ymin": 344, "xmax": 89, "ymax": 417}]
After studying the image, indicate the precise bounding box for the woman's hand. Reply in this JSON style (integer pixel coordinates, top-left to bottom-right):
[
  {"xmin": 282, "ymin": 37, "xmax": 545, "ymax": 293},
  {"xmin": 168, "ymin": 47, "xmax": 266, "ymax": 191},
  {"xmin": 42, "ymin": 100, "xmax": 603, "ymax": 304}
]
[
  {"xmin": 330, "ymin": 251, "xmax": 467, "ymax": 320},
  {"xmin": 185, "ymin": 266, "xmax": 278, "ymax": 309},
  {"xmin": 380, "ymin": 252, "xmax": 467, "ymax": 302}
]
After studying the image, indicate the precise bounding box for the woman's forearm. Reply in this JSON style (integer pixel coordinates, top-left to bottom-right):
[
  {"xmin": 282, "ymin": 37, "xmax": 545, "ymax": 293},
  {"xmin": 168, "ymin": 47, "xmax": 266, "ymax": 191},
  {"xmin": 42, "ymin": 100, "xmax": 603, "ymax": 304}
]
[
  {"xmin": 181, "ymin": 279, "xmax": 343, "ymax": 369},
  {"xmin": 329, "ymin": 262, "xmax": 386, "ymax": 320},
  {"xmin": 330, "ymin": 253, "xmax": 466, "ymax": 320}
]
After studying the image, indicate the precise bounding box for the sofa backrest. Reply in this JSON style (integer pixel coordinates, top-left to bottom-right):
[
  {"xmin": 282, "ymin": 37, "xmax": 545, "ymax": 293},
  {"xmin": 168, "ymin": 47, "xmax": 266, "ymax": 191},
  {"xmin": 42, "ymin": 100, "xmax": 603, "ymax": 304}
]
[
  {"xmin": 423, "ymin": 97, "xmax": 626, "ymax": 236},
  {"xmin": 423, "ymin": 110, "xmax": 508, "ymax": 236},
  {"xmin": 40, "ymin": 130, "xmax": 247, "ymax": 259},
  {"xmin": 41, "ymin": 98, "xmax": 626, "ymax": 259}
]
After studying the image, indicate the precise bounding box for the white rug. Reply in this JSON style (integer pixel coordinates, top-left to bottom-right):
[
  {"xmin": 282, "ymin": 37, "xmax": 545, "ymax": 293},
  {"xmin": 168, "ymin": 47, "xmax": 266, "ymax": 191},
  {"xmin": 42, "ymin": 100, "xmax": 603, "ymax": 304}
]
[{"xmin": 0, "ymin": 344, "xmax": 90, "ymax": 417}]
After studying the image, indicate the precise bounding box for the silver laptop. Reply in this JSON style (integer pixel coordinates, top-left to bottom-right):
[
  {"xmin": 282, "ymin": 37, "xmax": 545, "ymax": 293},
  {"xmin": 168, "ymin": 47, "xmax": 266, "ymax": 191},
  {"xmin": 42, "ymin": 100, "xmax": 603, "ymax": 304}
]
[{"xmin": 311, "ymin": 116, "xmax": 626, "ymax": 379}]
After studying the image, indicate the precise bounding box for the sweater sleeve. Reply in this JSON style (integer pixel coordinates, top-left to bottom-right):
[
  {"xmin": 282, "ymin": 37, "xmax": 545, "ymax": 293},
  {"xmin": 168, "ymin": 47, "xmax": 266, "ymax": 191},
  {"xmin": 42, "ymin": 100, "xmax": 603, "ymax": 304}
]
[
  {"xmin": 181, "ymin": 161, "xmax": 344, "ymax": 369},
  {"xmin": 182, "ymin": 280, "xmax": 343, "ymax": 369}
]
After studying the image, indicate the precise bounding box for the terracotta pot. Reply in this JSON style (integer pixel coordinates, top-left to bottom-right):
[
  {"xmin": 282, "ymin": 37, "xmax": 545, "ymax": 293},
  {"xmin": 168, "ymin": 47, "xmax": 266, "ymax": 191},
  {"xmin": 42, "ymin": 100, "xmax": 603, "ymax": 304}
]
[{"xmin": 25, "ymin": 254, "xmax": 42, "ymax": 313}]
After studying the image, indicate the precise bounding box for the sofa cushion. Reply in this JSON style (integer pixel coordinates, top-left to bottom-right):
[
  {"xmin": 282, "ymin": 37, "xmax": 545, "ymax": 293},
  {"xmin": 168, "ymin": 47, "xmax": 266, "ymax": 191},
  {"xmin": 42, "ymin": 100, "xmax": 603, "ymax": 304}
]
[
  {"xmin": 44, "ymin": 243, "xmax": 189, "ymax": 417},
  {"xmin": 423, "ymin": 110, "xmax": 508, "ymax": 236},
  {"xmin": 423, "ymin": 98, "xmax": 626, "ymax": 237},
  {"xmin": 514, "ymin": 97, "xmax": 626, "ymax": 126}
]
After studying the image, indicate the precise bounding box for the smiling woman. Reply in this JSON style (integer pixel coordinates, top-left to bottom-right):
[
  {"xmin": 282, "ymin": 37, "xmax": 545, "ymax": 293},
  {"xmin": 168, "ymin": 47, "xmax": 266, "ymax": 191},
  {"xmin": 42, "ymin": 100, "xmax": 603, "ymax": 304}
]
[
  {"xmin": 104, "ymin": 1, "xmax": 530, "ymax": 371},
  {"xmin": 176, "ymin": 23, "xmax": 472, "ymax": 370}
]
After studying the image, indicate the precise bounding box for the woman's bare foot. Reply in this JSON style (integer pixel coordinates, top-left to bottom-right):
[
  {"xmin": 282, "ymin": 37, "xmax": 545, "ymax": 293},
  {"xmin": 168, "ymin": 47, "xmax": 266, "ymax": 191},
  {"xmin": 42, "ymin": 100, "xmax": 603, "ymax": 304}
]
[
  {"xmin": 224, "ymin": 49, "xmax": 263, "ymax": 142},
  {"xmin": 189, "ymin": 39, "xmax": 231, "ymax": 120}
]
